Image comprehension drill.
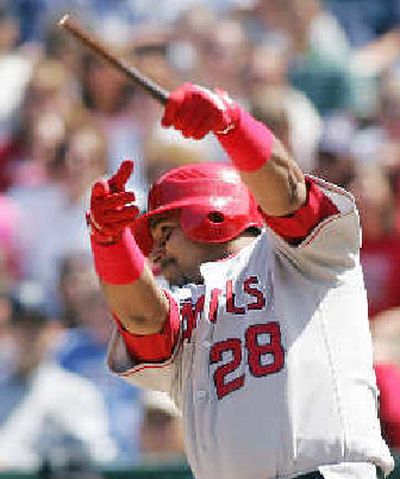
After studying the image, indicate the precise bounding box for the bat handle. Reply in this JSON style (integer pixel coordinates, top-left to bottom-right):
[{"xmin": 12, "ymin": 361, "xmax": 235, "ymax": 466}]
[{"xmin": 118, "ymin": 58, "xmax": 169, "ymax": 105}]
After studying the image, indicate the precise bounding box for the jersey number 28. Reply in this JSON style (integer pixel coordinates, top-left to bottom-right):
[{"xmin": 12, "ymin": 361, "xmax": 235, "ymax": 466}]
[{"xmin": 210, "ymin": 322, "xmax": 284, "ymax": 399}]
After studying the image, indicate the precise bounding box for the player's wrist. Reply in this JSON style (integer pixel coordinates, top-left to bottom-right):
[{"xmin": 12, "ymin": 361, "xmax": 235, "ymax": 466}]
[
  {"xmin": 86, "ymin": 211, "xmax": 122, "ymax": 245},
  {"xmin": 211, "ymin": 88, "xmax": 240, "ymax": 135},
  {"xmin": 217, "ymin": 106, "xmax": 274, "ymax": 172},
  {"xmin": 90, "ymin": 227, "xmax": 145, "ymax": 284}
]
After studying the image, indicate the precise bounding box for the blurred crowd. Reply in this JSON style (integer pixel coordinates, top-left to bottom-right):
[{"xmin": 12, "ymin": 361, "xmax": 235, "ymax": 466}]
[{"xmin": 0, "ymin": 0, "xmax": 399, "ymax": 475}]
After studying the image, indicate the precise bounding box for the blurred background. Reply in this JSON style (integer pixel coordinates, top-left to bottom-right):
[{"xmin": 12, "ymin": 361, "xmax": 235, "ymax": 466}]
[{"xmin": 0, "ymin": 0, "xmax": 399, "ymax": 477}]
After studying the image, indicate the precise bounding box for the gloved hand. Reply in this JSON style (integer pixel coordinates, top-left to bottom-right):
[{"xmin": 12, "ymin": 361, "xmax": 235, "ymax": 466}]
[
  {"xmin": 161, "ymin": 83, "xmax": 239, "ymax": 139},
  {"xmin": 87, "ymin": 160, "xmax": 138, "ymax": 244}
]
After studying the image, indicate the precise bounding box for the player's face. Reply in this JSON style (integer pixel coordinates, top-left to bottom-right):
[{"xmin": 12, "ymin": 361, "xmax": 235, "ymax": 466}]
[{"xmin": 149, "ymin": 212, "xmax": 218, "ymax": 287}]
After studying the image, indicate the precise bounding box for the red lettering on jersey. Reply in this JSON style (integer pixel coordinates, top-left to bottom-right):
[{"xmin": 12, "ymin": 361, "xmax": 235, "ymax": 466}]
[
  {"xmin": 210, "ymin": 322, "xmax": 285, "ymax": 400},
  {"xmin": 210, "ymin": 338, "xmax": 245, "ymax": 399},
  {"xmin": 209, "ymin": 288, "xmax": 221, "ymax": 323},
  {"xmin": 244, "ymin": 276, "xmax": 266, "ymax": 310},
  {"xmin": 226, "ymin": 280, "xmax": 246, "ymax": 314},
  {"xmin": 181, "ymin": 295, "xmax": 205, "ymax": 342},
  {"xmin": 245, "ymin": 322, "xmax": 284, "ymax": 377}
]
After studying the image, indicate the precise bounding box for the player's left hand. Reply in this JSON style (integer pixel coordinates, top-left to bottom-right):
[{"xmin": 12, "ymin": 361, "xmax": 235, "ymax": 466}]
[
  {"xmin": 161, "ymin": 83, "xmax": 239, "ymax": 139},
  {"xmin": 87, "ymin": 160, "xmax": 139, "ymax": 244}
]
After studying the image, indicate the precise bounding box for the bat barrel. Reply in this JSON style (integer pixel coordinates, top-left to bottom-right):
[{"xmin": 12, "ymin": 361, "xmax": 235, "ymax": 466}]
[{"xmin": 58, "ymin": 14, "xmax": 169, "ymax": 105}]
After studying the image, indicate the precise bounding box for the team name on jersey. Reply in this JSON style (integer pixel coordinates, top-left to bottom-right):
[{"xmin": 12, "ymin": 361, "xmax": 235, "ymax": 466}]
[
  {"xmin": 181, "ymin": 275, "xmax": 266, "ymax": 342},
  {"xmin": 179, "ymin": 275, "xmax": 285, "ymax": 400}
]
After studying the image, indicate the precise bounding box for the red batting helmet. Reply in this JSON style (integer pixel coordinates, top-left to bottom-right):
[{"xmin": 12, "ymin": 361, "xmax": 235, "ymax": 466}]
[{"xmin": 133, "ymin": 163, "xmax": 263, "ymax": 256}]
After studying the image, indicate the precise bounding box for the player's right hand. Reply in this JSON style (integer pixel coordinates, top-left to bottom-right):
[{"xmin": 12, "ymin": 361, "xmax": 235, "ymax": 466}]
[
  {"xmin": 87, "ymin": 160, "xmax": 138, "ymax": 244},
  {"xmin": 161, "ymin": 83, "xmax": 239, "ymax": 139}
]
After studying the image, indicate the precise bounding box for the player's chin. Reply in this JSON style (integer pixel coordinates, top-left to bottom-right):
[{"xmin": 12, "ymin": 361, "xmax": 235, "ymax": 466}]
[
  {"xmin": 159, "ymin": 259, "xmax": 201, "ymax": 287},
  {"xmin": 158, "ymin": 261, "xmax": 181, "ymax": 285},
  {"xmin": 168, "ymin": 269, "xmax": 203, "ymax": 287},
  {"xmin": 163, "ymin": 270, "xmax": 186, "ymax": 287},
  {"xmin": 162, "ymin": 266, "xmax": 193, "ymax": 287}
]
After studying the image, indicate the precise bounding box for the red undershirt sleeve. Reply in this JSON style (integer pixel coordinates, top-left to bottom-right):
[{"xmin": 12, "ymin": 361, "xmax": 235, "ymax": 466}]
[
  {"xmin": 112, "ymin": 290, "xmax": 181, "ymax": 363},
  {"xmin": 261, "ymin": 177, "xmax": 340, "ymax": 244}
]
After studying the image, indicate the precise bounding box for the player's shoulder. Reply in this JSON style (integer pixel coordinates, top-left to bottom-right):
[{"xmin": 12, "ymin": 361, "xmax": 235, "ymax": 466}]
[{"xmin": 266, "ymin": 176, "xmax": 361, "ymax": 262}]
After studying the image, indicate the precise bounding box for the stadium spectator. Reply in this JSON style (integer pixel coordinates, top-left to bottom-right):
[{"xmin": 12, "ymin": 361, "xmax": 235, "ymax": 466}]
[
  {"xmin": 371, "ymin": 308, "xmax": 400, "ymax": 451},
  {"xmin": 0, "ymin": 195, "xmax": 22, "ymax": 290},
  {"xmin": 9, "ymin": 121, "xmax": 106, "ymax": 314},
  {"xmin": 140, "ymin": 390, "xmax": 185, "ymax": 463},
  {"xmin": 0, "ymin": 285, "xmax": 117, "ymax": 471},
  {"xmin": 326, "ymin": 0, "xmax": 400, "ymax": 53},
  {"xmin": 0, "ymin": 6, "xmax": 34, "ymax": 190},
  {"xmin": 248, "ymin": 83, "xmax": 322, "ymax": 173},
  {"xmin": 55, "ymin": 252, "xmax": 143, "ymax": 466},
  {"xmin": 79, "ymin": 50, "xmax": 149, "ymax": 207},
  {"xmin": 350, "ymin": 165, "xmax": 400, "ymax": 318},
  {"xmin": 315, "ymin": 113, "xmax": 357, "ymax": 188},
  {"xmin": 0, "ymin": 292, "xmax": 14, "ymax": 382},
  {"xmin": 245, "ymin": 0, "xmax": 352, "ymax": 114}
]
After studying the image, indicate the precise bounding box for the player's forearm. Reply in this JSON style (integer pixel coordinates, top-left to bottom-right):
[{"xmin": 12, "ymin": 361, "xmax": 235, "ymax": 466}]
[
  {"xmin": 241, "ymin": 139, "xmax": 306, "ymax": 216},
  {"xmin": 218, "ymin": 107, "xmax": 306, "ymax": 217},
  {"xmin": 91, "ymin": 228, "xmax": 169, "ymax": 335},
  {"xmin": 101, "ymin": 267, "xmax": 169, "ymax": 335},
  {"xmin": 87, "ymin": 161, "xmax": 171, "ymax": 338}
]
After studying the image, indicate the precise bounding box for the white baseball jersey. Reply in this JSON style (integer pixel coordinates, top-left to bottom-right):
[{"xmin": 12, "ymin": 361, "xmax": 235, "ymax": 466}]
[{"xmin": 108, "ymin": 178, "xmax": 394, "ymax": 479}]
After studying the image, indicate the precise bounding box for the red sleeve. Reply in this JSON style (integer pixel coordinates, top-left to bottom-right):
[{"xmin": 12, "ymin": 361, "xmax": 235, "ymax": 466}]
[
  {"xmin": 375, "ymin": 363, "xmax": 400, "ymax": 449},
  {"xmin": 261, "ymin": 177, "xmax": 339, "ymax": 244},
  {"xmin": 112, "ymin": 290, "xmax": 181, "ymax": 363}
]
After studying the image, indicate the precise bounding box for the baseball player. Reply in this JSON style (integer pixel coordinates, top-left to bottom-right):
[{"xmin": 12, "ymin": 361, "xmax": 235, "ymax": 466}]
[{"xmin": 87, "ymin": 83, "xmax": 394, "ymax": 479}]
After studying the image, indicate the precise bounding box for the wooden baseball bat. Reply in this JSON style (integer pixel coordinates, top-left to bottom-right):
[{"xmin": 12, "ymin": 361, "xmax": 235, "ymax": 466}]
[{"xmin": 57, "ymin": 14, "xmax": 169, "ymax": 105}]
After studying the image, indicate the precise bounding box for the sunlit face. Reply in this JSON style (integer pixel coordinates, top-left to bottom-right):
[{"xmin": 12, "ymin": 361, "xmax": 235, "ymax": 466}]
[{"xmin": 149, "ymin": 211, "xmax": 224, "ymax": 287}]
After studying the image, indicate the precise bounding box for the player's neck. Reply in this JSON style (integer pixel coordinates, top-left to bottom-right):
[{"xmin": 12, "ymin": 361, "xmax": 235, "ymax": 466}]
[
  {"xmin": 205, "ymin": 235, "xmax": 257, "ymax": 263},
  {"xmin": 228, "ymin": 234, "xmax": 258, "ymax": 254}
]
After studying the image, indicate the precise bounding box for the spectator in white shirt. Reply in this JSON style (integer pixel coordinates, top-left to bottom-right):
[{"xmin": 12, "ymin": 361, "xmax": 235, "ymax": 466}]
[{"xmin": 0, "ymin": 290, "xmax": 117, "ymax": 471}]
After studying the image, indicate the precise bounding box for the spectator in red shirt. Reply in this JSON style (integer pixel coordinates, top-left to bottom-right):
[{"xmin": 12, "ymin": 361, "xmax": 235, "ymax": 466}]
[
  {"xmin": 371, "ymin": 308, "xmax": 400, "ymax": 451},
  {"xmin": 350, "ymin": 165, "xmax": 400, "ymax": 318}
]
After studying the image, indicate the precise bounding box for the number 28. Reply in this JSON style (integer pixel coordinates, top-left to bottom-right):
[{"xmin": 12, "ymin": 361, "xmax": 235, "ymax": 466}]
[{"xmin": 210, "ymin": 322, "xmax": 285, "ymax": 400}]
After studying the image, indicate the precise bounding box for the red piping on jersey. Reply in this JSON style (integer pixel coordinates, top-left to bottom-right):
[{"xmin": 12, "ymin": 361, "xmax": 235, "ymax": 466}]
[
  {"xmin": 301, "ymin": 212, "xmax": 346, "ymax": 247},
  {"xmin": 116, "ymin": 349, "xmax": 178, "ymax": 377},
  {"xmin": 261, "ymin": 178, "xmax": 340, "ymax": 243}
]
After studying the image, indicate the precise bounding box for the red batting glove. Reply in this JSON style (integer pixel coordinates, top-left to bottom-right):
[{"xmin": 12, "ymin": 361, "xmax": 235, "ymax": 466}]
[
  {"xmin": 161, "ymin": 83, "xmax": 239, "ymax": 139},
  {"xmin": 162, "ymin": 83, "xmax": 274, "ymax": 172},
  {"xmin": 88, "ymin": 160, "xmax": 145, "ymax": 285},
  {"xmin": 87, "ymin": 160, "xmax": 138, "ymax": 245}
]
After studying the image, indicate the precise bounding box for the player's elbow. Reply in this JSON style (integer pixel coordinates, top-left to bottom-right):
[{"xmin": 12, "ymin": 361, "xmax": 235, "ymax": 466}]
[
  {"xmin": 121, "ymin": 310, "xmax": 168, "ymax": 335},
  {"xmin": 118, "ymin": 295, "xmax": 170, "ymax": 335},
  {"xmin": 259, "ymin": 173, "xmax": 307, "ymax": 217}
]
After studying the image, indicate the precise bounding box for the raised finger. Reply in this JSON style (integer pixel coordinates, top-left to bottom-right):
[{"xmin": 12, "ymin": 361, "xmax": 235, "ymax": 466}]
[{"xmin": 108, "ymin": 160, "xmax": 134, "ymax": 192}]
